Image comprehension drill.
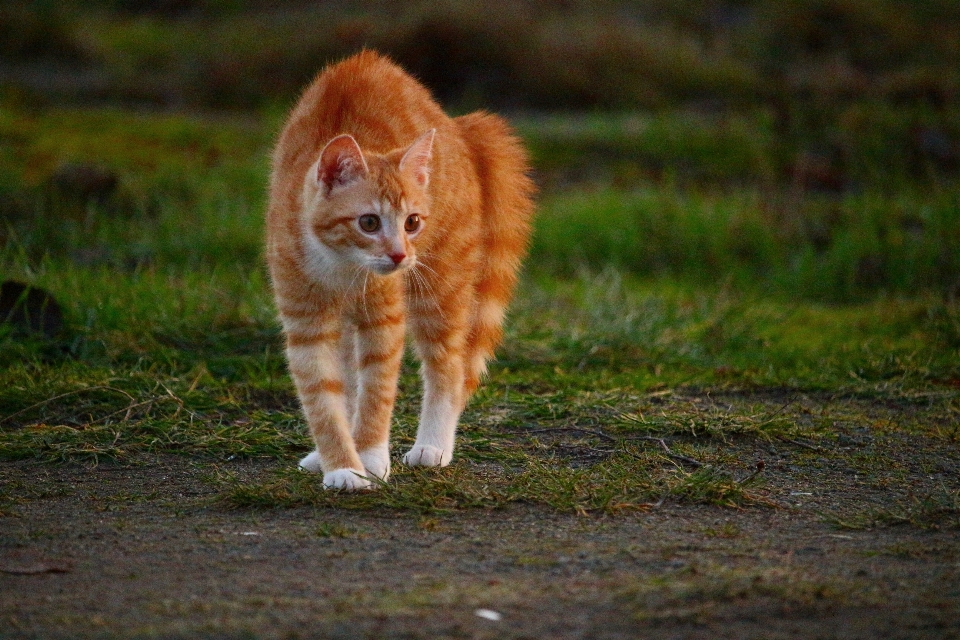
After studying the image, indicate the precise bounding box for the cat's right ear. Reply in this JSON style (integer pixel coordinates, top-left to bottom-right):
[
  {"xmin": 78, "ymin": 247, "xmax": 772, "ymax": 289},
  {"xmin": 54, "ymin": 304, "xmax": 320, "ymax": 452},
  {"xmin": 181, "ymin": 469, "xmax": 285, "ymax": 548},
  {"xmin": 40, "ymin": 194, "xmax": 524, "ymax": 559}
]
[
  {"xmin": 317, "ymin": 134, "xmax": 369, "ymax": 194},
  {"xmin": 399, "ymin": 129, "xmax": 435, "ymax": 188}
]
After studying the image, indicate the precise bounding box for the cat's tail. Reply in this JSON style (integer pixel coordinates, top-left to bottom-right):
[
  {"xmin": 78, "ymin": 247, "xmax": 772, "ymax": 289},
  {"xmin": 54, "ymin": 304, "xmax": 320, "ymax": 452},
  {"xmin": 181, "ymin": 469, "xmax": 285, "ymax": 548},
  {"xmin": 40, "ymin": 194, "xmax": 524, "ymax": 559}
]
[{"xmin": 455, "ymin": 112, "xmax": 536, "ymax": 397}]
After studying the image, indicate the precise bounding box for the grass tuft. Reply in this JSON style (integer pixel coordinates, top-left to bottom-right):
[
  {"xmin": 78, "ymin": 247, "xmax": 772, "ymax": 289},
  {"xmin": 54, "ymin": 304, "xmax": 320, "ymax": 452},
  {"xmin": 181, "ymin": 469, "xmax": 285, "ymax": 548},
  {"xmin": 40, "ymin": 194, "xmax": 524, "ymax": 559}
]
[
  {"xmin": 218, "ymin": 448, "xmax": 771, "ymax": 515},
  {"xmin": 831, "ymin": 485, "xmax": 960, "ymax": 530}
]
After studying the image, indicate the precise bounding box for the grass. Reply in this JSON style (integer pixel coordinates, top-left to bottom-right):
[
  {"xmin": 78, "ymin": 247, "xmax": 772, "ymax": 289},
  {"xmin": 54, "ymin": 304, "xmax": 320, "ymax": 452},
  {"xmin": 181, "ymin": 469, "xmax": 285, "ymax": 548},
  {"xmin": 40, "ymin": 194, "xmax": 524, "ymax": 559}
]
[
  {"xmin": 831, "ymin": 485, "xmax": 960, "ymax": 531},
  {"xmin": 218, "ymin": 449, "xmax": 762, "ymax": 515},
  {"xmin": 3, "ymin": 103, "xmax": 959, "ymax": 298},
  {"xmin": 514, "ymin": 111, "xmax": 778, "ymax": 186},
  {"xmin": 0, "ymin": 105, "xmax": 958, "ymax": 521},
  {"xmin": 0, "ymin": 104, "xmax": 269, "ymax": 265},
  {"xmin": 1, "ymin": 264, "xmax": 956, "ymax": 518},
  {"xmin": 618, "ymin": 563, "xmax": 876, "ymax": 622},
  {"xmin": 532, "ymin": 188, "xmax": 960, "ymax": 300}
]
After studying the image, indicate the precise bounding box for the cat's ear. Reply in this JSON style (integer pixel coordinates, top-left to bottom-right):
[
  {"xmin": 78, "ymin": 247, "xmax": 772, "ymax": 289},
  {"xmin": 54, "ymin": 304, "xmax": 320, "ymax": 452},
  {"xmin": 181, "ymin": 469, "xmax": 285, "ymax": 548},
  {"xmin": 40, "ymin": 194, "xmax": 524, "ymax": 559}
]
[
  {"xmin": 399, "ymin": 129, "xmax": 435, "ymax": 188},
  {"xmin": 317, "ymin": 134, "xmax": 368, "ymax": 194}
]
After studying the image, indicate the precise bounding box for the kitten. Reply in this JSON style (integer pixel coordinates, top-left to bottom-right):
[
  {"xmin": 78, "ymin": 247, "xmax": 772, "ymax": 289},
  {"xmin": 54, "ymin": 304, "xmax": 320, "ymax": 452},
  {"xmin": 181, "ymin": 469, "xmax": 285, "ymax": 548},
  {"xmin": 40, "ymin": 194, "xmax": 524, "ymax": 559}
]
[{"xmin": 266, "ymin": 51, "xmax": 534, "ymax": 490}]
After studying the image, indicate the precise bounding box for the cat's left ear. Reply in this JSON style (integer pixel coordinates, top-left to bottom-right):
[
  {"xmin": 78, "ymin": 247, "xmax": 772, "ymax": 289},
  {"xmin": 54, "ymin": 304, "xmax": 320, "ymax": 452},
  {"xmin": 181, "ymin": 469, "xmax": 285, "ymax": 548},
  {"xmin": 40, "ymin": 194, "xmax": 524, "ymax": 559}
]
[{"xmin": 399, "ymin": 129, "xmax": 435, "ymax": 188}]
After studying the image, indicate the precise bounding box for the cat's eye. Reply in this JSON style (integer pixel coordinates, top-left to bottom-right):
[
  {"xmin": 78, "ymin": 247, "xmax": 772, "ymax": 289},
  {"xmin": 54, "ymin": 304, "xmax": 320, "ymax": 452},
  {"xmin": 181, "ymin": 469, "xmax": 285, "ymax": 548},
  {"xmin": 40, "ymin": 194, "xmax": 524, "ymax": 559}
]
[
  {"xmin": 358, "ymin": 214, "xmax": 381, "ymax": 233},
  {"xmin": 404, "ymin": 214, "xmax": 421, "ymax": 233}
]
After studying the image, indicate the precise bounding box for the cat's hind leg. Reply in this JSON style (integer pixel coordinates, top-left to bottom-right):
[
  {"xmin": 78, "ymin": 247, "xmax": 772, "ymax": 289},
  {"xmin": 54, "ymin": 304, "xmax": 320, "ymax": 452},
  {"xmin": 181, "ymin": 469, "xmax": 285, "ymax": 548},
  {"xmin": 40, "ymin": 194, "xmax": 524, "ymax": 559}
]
[
  {"xmin": 404, "ymin": 299, "xmax": 470, "ymax": 467},
  {"xmin": 463, "ymin": 294, "xmax": 510, "ymax": 399},
  {"xmin": 402, "ymin": 356, "xmax": 464, "ymax": 467}
]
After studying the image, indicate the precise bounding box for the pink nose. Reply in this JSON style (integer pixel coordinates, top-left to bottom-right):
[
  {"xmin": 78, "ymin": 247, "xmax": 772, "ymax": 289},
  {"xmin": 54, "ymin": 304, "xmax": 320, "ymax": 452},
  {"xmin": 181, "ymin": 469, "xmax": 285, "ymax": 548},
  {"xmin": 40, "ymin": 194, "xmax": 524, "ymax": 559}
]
[{"xmin": 388, "ymin": 252, "xmax": 406, "ymax": 265}]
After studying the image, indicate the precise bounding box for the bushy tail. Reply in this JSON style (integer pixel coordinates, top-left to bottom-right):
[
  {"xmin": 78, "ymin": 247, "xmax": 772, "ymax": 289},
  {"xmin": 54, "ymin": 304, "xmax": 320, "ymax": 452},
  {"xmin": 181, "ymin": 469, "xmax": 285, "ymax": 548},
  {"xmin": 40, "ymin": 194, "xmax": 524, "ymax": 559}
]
[{"xmin": 455, "ymin": 112, "xmax": 536, "ymax": 396}]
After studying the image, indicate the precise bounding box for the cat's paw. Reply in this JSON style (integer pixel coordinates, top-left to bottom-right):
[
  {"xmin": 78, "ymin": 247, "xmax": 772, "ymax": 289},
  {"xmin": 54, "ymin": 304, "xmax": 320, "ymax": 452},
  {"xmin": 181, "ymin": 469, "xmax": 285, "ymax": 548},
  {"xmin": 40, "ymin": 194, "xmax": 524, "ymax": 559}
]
[
  {"xmin": 358, "ymin": 443, "xmax": 390, "ymax": 482},
  {"xmin": 322, "ymin": 468, "xmax": 372, "ymax": 491},
  {"xmin": 298, "ymin": 450, "xmax": 323, "ymax": 472},
  {"xmin": 402, "ymin": 444, "xmax": 451, "ymax": 467}
]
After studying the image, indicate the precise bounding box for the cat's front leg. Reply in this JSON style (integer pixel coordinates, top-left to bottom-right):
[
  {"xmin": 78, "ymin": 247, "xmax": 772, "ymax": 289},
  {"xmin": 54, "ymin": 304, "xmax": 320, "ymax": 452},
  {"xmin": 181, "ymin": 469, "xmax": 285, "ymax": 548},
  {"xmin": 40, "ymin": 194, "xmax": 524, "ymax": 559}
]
[
  {"xmin": 281, "ymin": 309, "xmax": 370, "ymax": 490},
  {"xmin": 348, "ymin": 293, "xmax": 406, "ymax": 482}
]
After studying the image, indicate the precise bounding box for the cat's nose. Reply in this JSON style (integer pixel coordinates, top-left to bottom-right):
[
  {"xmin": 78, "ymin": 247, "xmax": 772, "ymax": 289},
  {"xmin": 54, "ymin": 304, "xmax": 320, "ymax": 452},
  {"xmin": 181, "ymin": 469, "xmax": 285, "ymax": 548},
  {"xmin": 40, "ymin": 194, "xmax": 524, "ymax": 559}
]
[{"xmin": 388, "ymin": 252, "xmax": 406, "ymax": 265}]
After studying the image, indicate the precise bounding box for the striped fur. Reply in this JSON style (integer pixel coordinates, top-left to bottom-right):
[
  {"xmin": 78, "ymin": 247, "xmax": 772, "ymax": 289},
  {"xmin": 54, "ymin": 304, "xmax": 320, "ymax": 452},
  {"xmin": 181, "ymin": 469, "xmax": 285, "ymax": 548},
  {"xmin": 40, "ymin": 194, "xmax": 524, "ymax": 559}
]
[{"xmin": 266, "ymin": 51, "xmax": 534, "ymax": 490}]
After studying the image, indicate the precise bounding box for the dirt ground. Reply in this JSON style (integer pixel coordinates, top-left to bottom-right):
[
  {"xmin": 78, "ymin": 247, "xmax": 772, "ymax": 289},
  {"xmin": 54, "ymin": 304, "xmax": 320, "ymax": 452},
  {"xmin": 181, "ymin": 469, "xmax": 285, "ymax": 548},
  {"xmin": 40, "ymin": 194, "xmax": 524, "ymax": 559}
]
[{"xmin": 2, "ymin": 420, "xmax": 959, "ymax": 640}]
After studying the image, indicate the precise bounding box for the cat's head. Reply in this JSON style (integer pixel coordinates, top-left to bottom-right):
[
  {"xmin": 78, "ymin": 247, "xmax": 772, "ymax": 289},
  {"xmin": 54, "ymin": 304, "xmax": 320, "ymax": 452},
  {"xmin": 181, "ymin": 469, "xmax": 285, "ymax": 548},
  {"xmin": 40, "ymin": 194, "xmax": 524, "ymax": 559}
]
[{"xmin": 302, "ymin": 129, "xmax": 434, "ymax": 276}]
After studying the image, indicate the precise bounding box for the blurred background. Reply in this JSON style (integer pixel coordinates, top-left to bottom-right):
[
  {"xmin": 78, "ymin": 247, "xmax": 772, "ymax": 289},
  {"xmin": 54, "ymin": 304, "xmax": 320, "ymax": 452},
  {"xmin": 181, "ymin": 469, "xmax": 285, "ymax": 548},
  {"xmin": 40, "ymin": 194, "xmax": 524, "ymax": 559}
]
[{"xmin": 1, "ymin": 0, "xmax": 959, "ymax": 301}]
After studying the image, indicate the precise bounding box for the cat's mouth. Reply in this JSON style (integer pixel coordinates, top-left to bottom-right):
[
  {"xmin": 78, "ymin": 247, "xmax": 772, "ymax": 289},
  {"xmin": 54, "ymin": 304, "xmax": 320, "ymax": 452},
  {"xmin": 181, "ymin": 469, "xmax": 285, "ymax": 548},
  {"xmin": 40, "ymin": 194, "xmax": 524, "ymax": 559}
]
[{"xmin": 369, "ymin": 256, "xmax": 415, "ymax": 275}]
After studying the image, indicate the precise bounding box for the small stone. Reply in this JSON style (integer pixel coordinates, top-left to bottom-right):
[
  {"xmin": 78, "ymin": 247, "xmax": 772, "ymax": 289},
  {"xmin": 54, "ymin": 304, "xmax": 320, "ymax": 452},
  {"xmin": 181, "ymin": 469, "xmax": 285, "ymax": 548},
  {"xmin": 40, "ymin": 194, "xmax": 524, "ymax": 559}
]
[{"xmin": 475, "ymin": 609, "xmax": 502, "ymax": 621}]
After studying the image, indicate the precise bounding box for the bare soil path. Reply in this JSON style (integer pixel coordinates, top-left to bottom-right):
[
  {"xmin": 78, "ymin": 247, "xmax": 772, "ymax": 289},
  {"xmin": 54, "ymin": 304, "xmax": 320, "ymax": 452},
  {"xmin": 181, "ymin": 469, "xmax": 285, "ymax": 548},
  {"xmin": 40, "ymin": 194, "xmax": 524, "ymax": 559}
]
[{"xmin": 2, "ymin": 440, "xmax": 959, "ymax": 640}]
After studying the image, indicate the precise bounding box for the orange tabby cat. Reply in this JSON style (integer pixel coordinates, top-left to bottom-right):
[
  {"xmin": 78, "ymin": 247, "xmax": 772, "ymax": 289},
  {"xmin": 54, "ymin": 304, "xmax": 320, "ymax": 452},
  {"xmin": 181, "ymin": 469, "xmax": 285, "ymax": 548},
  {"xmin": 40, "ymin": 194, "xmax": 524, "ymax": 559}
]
[{"xmin": 266, "ymin": 51, "xmax": 534, "ymax": 490}]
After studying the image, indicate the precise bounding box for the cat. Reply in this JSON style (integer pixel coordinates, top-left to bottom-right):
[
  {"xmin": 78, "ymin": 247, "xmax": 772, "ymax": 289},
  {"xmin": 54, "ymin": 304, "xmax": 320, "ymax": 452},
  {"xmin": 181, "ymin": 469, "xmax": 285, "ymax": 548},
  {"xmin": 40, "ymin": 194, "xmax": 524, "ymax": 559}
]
[{"xmin": 266, "ymin": 51, "xmax": 535, "ymax": 490}]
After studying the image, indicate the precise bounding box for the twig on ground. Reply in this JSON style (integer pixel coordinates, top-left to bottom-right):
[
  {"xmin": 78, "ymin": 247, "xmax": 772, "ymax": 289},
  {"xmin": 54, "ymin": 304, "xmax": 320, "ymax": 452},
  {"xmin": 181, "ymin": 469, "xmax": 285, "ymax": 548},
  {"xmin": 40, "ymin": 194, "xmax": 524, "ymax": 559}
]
[
  {"xmin": 779, "ymin": 436, "xmax": 821, "ymax": 451},
  {"xmin": 515, "ymin": 426, "xmax": 706, "ymax": 468},
  {"xmin": 756, "ymin": 398, "xmax": 799, "ymax": 428},
  {"xmin": 0, "ymin": 386, "xmax": 136, "ymax": 425},
  {"xmin": 737, "ymin": 460, "xmax": 766, "ymax": 485},
  {"xmin": 554, "ymin": 443, "xmax": 617, "ymax": 458},
  {"xmin": 90, "ymin": 397, "xmax": 166, "ymax": 425},
  {"xmin": 623, "ymin": 436, "xmax": 705, "ymax": 468},
  {"xmin": 520, "ymin": 427, "xmax": 617, "ymax": 443}
]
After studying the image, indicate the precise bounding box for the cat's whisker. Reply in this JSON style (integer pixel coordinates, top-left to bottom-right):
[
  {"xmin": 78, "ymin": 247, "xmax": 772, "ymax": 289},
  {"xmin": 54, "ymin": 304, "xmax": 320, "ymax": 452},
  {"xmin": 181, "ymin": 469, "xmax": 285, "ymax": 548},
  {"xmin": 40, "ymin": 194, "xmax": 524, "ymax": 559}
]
[
  {"xmin": 414, "ymin": 273, "xmax": 437, "ymax": 316},
  {"xmin": 346, "ymin": 265, "xmax": 365, "ymax": 294},
  {"xmin": 414, "ymin": 257, "xmax": 456, "ymax": 289},
  {"xmin": 405, "ymin": 265, "xmax": 429, "ymax": 297},
  {"xmin": 407, "ymin": 265, "xmax": 447, "ymax": 323},
  {"xmin": 360, "ymin": 270, "xmax": 372, "ymax": 325},
  {"xmin": 410, "ymin": 260, "xmax": 441, "ymax": 293}
]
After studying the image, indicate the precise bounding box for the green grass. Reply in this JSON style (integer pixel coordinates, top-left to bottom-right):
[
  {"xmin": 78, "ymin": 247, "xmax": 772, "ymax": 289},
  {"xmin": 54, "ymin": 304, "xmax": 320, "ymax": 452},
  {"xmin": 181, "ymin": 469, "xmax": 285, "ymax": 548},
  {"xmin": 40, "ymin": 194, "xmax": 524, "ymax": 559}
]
[
  {"xmin": 532, "ymin": 188, "xmax": 960, "ymax": 300},
  {"xmin": 1, "ymin": 105, "xmax": 958, "ymax": 519},
  {"xmin": 0, "ymin": 262, "xmax": 956, "ymax": 515},
  {"xmin": 3, "ymin": 104, "xmax": 958, "ymax": 298},
  {"xmin": 514, "ymin": 111, "xmax": 778, "ymax": 185},
  {"xmin": 218, "ymin": 455, "xmax": 762, "ymax": 515},
  {"xmin": 508, "ymin": 272, "xmax": 960, "ymax": 391},
  {"xmin": 0, "ymin": 104, "xmax": 269, "ymax": 265}
]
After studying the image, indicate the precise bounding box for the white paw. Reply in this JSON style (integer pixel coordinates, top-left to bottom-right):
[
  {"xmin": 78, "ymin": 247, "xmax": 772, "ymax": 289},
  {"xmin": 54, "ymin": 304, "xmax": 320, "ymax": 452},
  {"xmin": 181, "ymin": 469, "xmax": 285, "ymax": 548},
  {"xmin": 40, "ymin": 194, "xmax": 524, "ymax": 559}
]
[
  {"xmin": 298, "ymin": 450, "xmax": 323, "ymax": 472},
  {"xmin": 358, "ymin": 443, "xmax": 390, "ymax": 481},
  {"xmin": 322, "ymin": 468, "xmax": 372, "ymax": 491},
  {"xmin": 402, "ymin": 444, "xmax": 451, "ymax": 467}
]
